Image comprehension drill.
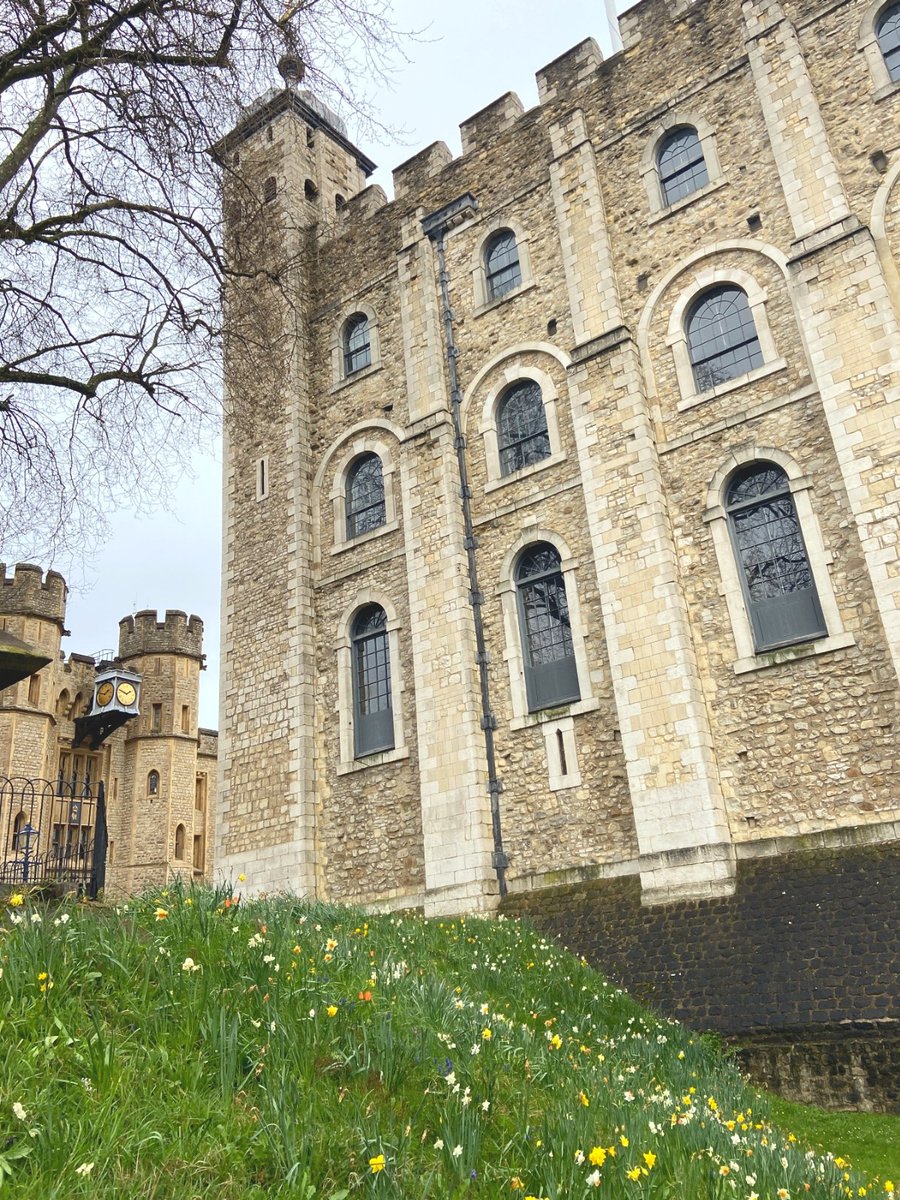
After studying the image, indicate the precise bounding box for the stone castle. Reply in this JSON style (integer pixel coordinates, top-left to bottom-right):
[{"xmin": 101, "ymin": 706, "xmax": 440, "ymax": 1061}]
[
  {"xmin": 216, "ymin": 0, "xmax": 900, "ymax": 917},
  {"xmin": 0, "ymin": 563, "xmax": 217, "ymax": 895}
]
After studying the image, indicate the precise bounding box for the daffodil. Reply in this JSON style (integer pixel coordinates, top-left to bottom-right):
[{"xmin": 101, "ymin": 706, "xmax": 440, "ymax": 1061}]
[{"xmin": 369, "ymin": 1154, "xmax": 385, "ymax": 1174}]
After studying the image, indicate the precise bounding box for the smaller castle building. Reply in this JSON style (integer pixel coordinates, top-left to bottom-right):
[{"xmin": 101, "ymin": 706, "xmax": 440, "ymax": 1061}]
[{"xmin": 0, "ymin": 563, "xmax": 217, "ymax": 897}]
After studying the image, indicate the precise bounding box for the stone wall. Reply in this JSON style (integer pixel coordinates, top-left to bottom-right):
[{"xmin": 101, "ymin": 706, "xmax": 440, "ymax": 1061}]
[
  {"xmin": 220, "ymin": 0, "xmax": 900, "ymax": 911},
  {"xmin": 502, "ymin": 841, "xmax": 900, "ymax": 1110}
]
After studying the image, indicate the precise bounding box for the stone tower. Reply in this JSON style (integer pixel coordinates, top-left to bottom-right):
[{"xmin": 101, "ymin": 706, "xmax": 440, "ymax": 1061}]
[
  {"xmin": 216, "ymin": 80, "xmax": 377, "ymax": 892},
  {"xmin": 0, "ymin": 564, "xmax": 67, "ymax": 778},
  {"xmin": 117, "ymin": 610, "xmax": 205, "ymax": 891}
]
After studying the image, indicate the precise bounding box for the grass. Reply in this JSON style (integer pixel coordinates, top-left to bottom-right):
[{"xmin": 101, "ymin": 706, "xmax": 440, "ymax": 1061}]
[
  {"xmin": 0, "ymin": 881, "xmax": 893, "ymax": 1198},
  {"xmin": 764, "ymin": 1094, "xmax": 899, "ymax": 1182}
]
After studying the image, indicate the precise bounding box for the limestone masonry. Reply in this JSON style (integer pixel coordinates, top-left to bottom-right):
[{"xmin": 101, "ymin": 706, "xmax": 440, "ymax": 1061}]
[
  {"xmin": 0, "ymin": 564, "xmax": 217, "ymax": 896},
  {"xmin": 217, "ymin": 0, "xmax": 900, "ymax": 916}
]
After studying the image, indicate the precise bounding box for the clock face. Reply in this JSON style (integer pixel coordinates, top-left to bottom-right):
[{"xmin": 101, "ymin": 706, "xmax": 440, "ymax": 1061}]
[
  {"xmin": 116, "ymin": 682, "xmax": 137, "ymax": 707},
  {"xmin": 96, "ymin": 681, "xmax": 114, "ymax": 707}
]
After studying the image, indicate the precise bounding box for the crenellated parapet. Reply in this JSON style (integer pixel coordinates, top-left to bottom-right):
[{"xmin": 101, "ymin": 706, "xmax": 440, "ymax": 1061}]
[
  {"xmin": 118, "ymin": 609, "xmax": 204, "ymax": 662},
  {"xmin": 460, "ymin": 93, "xmax": 525, "ymax": 156},
  {"xmin": 0, "ymin": 563, "xmax": 67, "ymax": 625}
]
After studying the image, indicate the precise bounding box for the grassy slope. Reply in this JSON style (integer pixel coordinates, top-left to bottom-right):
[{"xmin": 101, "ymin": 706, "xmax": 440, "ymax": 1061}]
[{"xmin": 0, "ymin": 885, "xmax": 893, "ymax": 1199}]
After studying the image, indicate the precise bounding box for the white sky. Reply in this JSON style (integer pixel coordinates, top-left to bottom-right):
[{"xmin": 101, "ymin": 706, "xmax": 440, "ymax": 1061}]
[{"xmin": 63, "ymin": 0, "xmax": 626, "ymax": 728}]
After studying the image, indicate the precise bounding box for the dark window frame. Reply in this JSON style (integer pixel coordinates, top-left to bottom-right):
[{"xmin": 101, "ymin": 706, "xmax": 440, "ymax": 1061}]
[
  {"xmin": 351, "ymin": 605, "xmax": 395, "ymax": 758},
  {"xmin": 345, "ymin": 453, "xmax": 387, "ymax": 539},
  {"xmin": 725, "ymin": 462, "xmax": 827, "ymax": 653},
  {"xmin": 497, "ymin": 380, "xmax": 551, "ymax": 477},
  {"xmin": 515, "ymin": 544, "xmax": 581, "ymax": 712},
  {"xmin": 343, "ymin": 313, "xmax": 372, "ymax": 376},
  {"xmin": 877, "ymin": 3, "xmax": 900, "ymax": 80},
  {"xmin": 484, "ymin": 229, "xmax": 523, "ymax": 301},
  {"xmin": 686, "ymin": 285, "xmax": 764, "ymax": 393},
  {"xmin": 657, "ymin": 126, "xmax": 710, "ymax": 206}
]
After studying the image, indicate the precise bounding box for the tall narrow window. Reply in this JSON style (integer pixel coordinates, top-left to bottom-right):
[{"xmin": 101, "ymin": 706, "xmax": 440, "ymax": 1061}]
[
  {"xmin": 181, "ymin": 705, "xmax": 190, "ymax": 733},
  {"xmin": 657, "ymin": 126, "xmax": 709, "ymax": 205},
  {"xmin": 193, "ymin": 834, "xmax": 204, "ymax": 871},
  {"xmin": 343, "ymin": 313, "xmax": 371, "ymax": 376},
  {"xmin": 351, "ymin": 605, "xmax": 394, "ymax": 758},
  {"xmin": 687, "ymin": 285, "xmax": 763, "ymax": 392},
  {"xmin": 27, "ymin": 674, "xmax": 40, "ymax": 705},
  {"xmin": 345, "ymin": 453, "xmax": 386, "ymax": 538},
  {"xmin": 174, "ymin": 824, "xmax": 186, "ymax": 860},
  {"xmin": 484, "ymin": 229, "xmax": 522, "ymax": 301},
  {"xmin": 878, "ymin": 3, "xmax": 900, "ymax": 80},
  {"xmin": 515, "ymin": 544, "xmax": 581, "ymax": 712},
  {"xmin": 497, "ymin": 381, "xmax": 550, "ymax": 476},
  {"xmin": 726, "ymin": 463, "xmax": 826, "ymax": 652},
  {"xmin": 11, "ymin": 811, "xmax": 26, "ymax": 851},
  {"xmin": 151, "ymin": 703, "xmax": 162, "ymax": 732},
  {"xmin": 148, "ymin": 770, "xmax": 160, "ymax": 795}
]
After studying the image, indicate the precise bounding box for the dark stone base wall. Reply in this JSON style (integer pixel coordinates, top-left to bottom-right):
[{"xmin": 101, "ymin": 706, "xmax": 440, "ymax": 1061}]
[{"xmin": 501, "ymin": 843, "xmax": 900, "ymax": 1111}]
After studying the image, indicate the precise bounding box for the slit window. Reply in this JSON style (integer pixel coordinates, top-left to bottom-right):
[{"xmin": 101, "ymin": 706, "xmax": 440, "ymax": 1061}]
[{"xmin": 148, "ymin": 770, "xmax": 160, "ymax": 796}]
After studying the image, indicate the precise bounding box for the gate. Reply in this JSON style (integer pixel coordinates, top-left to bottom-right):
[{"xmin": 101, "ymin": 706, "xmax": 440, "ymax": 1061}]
[{"xmin": 0, "ymin": 775, "xmax": 107, "ymax": 898}]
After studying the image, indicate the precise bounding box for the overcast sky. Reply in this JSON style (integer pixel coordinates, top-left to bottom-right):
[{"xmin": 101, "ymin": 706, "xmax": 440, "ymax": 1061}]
[{"xmin": 63, "ymin": 0, "xmax": 626, "ymax": 728}]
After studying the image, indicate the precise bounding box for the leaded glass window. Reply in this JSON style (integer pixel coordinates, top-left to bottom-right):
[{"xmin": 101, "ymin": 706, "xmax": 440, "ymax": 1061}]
[
  {"xmin": 658, "ymin": 127, "xmax": 709, "ymax": 205},
  {"xmin": 351, "ymin": 605, "xmax": 394, "ymax": 757},
  {"xmin": 343, "ymin": 313, "xmax": 371, "ymax": 375},
  {"xmin": 346, "ymin": 453, "xmax": 386, "ymax": 539},
  {"xmin": 687, "ymin": 285, "xmax": 763, "ymax": 392},
  {"xmin": 726, "ymin": 463, "xmax": 826, "ymax": 652},
  {"xmin": 515, "ymin": 544, "xmax": 581, "ymax": 712},
  {"xmin": 497, "ymin": 381, "xmax": 550, "ymax": 476},
  {"xmin": 484, "ymin": 229, "xmax": 522, "ymax": 301},
  {"xmin": 878, "ymin": 3, "xmax": 900, "ymax": 80}
]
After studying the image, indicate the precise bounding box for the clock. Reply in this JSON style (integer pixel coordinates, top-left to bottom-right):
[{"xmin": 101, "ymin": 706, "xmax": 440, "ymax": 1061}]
[
  {"xmin": 116, "ymin": 682, "xmax": 137, "ymax": 706},
  {"xmin": 96, "ymin": 681, "xmax": 115, "ymax": 707}
]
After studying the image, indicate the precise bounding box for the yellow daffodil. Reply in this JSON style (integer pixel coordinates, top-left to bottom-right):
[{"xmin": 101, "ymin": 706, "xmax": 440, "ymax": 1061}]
[
  {"xmin": 8, "ymin": 894, "xmax": 24, "ymax": 907},
  {"xmin": 626, "ymin": 1168, "xmax": 642, "ymax": 1182},
  {"xmin": 369, "ymin": 1153, "xmax": 385, "ymax": 1174},
  {"xmin": 619, "ymin": 1135, "xmax": 629, "ymax": 1148},
  {"xmin": 326, "ymin": 1005, "xmax": 338, "ymax": 1017},
  {"xmin": 588, "ymin": 1147, "xmax": 606, "ymax": 1167},
  {"xmin": 643, "ymin": 1152, "xmax": 656, "ymax": 1169},
  {"xmin": 482, "ymin": 1028, "xmax": 492, "ymax": 1041},
  {"xmin": 154, "ymin": 907, "xmax": 168, "ymax": 920}
]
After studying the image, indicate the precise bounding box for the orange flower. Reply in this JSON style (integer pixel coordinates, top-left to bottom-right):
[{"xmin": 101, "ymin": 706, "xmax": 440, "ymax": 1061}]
[{"xmin": 358, "ymin": 990, "xmax": 373, "ymax": 1002}]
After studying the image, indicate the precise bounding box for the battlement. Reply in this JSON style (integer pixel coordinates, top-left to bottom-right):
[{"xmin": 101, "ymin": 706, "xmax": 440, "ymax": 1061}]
[
  {"xmin": 0, "ymin": 563, "xmax": 67, "ymax": 624},
  {"xmin": 118, "ymin": 609, "xmax": 204, "ymax": 661},
  {"xmin": 460, "ymin": 92, "xmax": 525, "ymax": 156}
]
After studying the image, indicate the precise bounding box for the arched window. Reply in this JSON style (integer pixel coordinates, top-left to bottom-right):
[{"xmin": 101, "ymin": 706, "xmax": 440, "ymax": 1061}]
[
  {"xmin": 343, "ymin": 313, "xmax": 371, "ymax": 376},
  {"xmin": 147, "ymin": 770, "xmax": 160, "ymax": 796},
  {"xmin": 515, "ymin": 544, "xmax": 581, "ymax": 712},
  {"xmin": 497, "ymin": 381, "xmax": 550, "ymax": 476},
  {"xmin": 726, "ymin": 463, "xmax": 826, "ymax": 652},
  {"xmin": 878, "ymin": 3, "xmax": 900, "ymax": 79},
  {"xmin": 351, "ymin": 605, "xmax": 394, "ymax": 758},
  {"xmin": 174, "ymin": 824, "xmax": 186, "ymax": 860},
  {"xmin": 687, "ymin": 285, "xmax": 763, "ymax": 393},
  {"xmin": 484, "ymin": 229, "xmax": 522, "ymax": 301},
  {"xmin": 345, "ymin": 453, "xmax": 386, "ymax": 538},
  {"xmin": 56, "ymin": 690, "xmax": 70, "ymax": 718},
  {"xmin": 657, "ymin": 126, "xmax": 709, "ymax": 205},
  {"xmin": 11, "ymin": 811, "xmax": 26, "ymax": 851}
]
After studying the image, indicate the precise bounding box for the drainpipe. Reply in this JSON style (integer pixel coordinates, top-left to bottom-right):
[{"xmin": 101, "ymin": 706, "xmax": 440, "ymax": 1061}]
[{"xmin": 422, "ymin": 194, "xmax": 509, "ymax": 899}]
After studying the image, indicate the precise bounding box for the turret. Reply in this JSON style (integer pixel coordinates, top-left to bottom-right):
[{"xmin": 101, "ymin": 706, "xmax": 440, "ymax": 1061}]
[
  {"xmin": 118, "ymin": 609, "xmax": 204, "ymax": 663},
  {"xmin": 0, "ymin": 563, "xmax": 67, "ymax": 627}
]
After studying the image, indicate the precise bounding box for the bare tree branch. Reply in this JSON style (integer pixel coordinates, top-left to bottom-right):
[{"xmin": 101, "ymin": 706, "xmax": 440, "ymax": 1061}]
[{"xmin": 0, "ymin": 0, "xmax": 406, "ymax": 567}]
